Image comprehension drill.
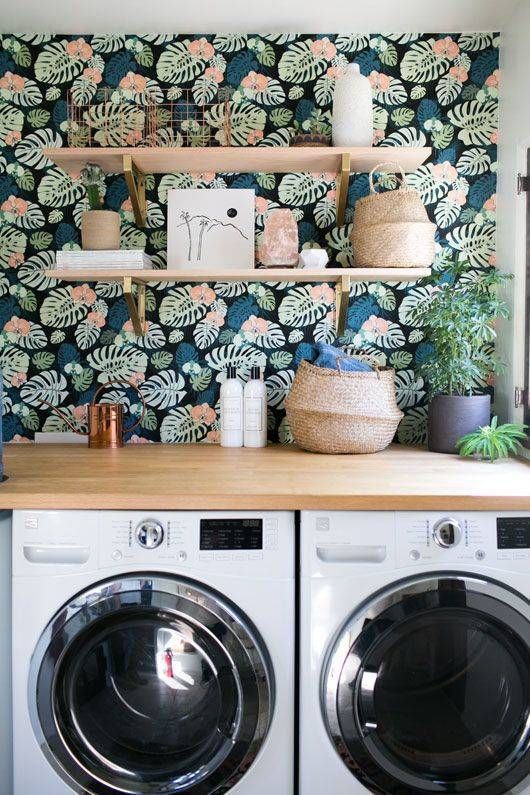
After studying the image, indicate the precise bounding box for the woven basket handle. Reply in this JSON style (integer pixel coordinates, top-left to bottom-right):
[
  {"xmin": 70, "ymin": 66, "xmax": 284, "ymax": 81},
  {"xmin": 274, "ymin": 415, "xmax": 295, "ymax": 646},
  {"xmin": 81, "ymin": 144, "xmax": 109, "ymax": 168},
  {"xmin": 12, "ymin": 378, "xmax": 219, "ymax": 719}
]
[
  {"xmin": 336, "ymin": 353, "xmax": 381, "ymax": 379},
  {"xmin": 368, "ymin": 162, "xmax": 407, "ymax": 194}
]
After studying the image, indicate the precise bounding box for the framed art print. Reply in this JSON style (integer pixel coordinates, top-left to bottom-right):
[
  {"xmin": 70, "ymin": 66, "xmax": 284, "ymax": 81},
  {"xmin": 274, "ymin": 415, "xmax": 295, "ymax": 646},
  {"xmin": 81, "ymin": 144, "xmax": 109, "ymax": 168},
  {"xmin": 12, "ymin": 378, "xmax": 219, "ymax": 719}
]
[{"xmin": 167, "ymin": 188, "xmax": 255, "ymax": 270}]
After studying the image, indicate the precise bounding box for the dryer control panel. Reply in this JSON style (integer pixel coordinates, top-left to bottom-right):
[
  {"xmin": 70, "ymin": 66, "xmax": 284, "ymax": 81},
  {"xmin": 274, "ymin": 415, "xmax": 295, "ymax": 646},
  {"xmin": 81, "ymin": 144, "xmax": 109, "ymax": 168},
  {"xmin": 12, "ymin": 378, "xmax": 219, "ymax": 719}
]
[
  {"xmin": 396, "ymin": 512, "xmax": 530, "ymax": 570},
  {"xmin": 303, "ymin": 511, "xmax": 530, "ymax": 577}
]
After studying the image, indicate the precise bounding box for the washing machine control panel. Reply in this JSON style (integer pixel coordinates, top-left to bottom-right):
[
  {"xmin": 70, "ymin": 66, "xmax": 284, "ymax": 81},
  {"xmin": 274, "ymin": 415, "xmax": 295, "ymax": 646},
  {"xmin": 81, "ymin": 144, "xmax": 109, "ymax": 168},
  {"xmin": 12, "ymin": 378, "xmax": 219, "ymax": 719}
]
[{"xmin": 99, "ymin": 512, "xmax": 282, "ymax": 570}]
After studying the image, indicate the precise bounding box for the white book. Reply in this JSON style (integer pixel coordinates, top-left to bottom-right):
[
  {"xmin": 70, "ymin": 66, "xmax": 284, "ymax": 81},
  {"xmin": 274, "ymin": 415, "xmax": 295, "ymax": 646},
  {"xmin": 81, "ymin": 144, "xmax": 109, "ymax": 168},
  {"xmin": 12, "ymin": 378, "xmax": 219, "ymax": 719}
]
[{"xmin": 56, "ymin": 250, "xmax": 155, "ymax": 269}]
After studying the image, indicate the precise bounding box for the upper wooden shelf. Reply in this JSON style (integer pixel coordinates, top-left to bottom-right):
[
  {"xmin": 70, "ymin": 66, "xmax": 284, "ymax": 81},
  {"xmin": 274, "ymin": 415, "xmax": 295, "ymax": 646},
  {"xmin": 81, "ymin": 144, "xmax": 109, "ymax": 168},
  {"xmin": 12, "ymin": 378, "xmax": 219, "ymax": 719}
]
[
  {"xmin": 43, "ymin": 145, "xmax": 431, "ymax": 228},
  {"xmin": 43, "ymin": 146, "xmax": 431, "ymax": 176},
  {"xmin": 45, "ymin": 267, "xmax": 431, "ymax": 283}
]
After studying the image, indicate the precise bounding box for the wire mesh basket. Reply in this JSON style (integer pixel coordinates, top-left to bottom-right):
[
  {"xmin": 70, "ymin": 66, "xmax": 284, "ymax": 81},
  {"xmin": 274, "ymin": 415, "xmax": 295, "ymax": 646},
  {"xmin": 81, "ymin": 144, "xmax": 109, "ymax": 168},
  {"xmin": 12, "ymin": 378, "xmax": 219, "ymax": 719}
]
[{"xmin": 66, "ymin": 87, "xmax": 233, "ymax": 148}]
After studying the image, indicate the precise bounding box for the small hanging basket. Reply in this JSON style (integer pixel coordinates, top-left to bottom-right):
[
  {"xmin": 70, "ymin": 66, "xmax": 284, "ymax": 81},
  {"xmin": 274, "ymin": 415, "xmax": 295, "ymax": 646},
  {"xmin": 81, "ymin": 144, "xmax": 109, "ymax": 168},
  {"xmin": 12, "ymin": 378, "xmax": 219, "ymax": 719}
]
[
  {"xmin": 352, "ymin": 162, "xmax": 436, "ymax": 268},
  {"xmin": 285, "ymin": 358, "xmax": 403, "ymax": 455}
]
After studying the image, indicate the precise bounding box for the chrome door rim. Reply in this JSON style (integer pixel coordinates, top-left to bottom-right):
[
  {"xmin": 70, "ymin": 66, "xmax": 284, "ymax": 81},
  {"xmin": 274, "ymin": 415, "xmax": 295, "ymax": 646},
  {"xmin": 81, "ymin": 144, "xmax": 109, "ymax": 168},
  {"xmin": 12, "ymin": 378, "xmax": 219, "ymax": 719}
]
[
  {"xmin": 29, "ymin": 573, "xmax": 274, "ymax": 795},
  {"xmin": 322, "ymin": 572, "xmax": 530, "ymax": 794}
]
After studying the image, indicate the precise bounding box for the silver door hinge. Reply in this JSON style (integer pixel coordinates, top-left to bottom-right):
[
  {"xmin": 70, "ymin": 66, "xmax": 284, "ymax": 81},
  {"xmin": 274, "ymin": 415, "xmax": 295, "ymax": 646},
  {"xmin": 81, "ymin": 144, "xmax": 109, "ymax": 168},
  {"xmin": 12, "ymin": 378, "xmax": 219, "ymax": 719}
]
[
  {"xmin": 517, "ymin": 173, "xmax": 529, "ymax": 194},
  {"xmin": 514, "ymin": 386, "xmax": 527, "ymax": 408}
]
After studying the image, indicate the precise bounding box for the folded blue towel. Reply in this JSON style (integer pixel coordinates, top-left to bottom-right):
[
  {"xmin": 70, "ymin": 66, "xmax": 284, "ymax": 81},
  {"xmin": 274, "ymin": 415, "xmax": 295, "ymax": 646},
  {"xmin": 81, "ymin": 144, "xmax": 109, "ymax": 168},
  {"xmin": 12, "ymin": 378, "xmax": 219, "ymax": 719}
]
[{"xmin": 313, "ymin": 343, "xmax": 373, "ymax": 372}]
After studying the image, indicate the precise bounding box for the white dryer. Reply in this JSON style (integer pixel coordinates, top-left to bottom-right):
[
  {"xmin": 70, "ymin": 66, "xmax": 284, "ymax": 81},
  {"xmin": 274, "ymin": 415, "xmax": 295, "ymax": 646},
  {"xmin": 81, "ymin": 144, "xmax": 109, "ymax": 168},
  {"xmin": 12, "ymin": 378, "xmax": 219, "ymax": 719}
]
[
  {"xmin": 13, "ymin": 509, "xmax": 295, "ymax": 795},
  {"xmin": 300, "ymin": 511, "xmax": 530, "ymax": 795}
]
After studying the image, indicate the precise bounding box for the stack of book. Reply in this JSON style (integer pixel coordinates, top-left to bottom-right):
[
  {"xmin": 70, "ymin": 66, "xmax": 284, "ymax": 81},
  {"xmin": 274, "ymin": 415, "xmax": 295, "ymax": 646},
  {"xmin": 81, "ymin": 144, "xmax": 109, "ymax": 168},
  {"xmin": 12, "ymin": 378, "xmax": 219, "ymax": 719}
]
[{"xmin": 55, "ymin": 250, "xmax": 154, "ymax": 269}]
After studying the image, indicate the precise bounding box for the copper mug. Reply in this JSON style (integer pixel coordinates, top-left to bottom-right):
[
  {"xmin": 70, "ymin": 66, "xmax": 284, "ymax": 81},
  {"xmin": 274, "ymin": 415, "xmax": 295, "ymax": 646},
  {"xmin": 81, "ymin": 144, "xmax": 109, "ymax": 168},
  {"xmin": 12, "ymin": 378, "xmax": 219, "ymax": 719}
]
[{"xmin": 40, "ymin": 380, "xmax": 146, "ymax": 448}]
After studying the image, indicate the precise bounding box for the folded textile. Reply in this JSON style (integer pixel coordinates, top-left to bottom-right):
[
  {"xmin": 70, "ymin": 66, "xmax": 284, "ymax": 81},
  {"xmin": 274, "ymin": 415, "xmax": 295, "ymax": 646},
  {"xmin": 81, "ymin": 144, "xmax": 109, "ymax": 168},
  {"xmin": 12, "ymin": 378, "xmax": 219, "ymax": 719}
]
[{"xmin": 312, "ymin": 343, "xmax": 373, "ymax": 372}]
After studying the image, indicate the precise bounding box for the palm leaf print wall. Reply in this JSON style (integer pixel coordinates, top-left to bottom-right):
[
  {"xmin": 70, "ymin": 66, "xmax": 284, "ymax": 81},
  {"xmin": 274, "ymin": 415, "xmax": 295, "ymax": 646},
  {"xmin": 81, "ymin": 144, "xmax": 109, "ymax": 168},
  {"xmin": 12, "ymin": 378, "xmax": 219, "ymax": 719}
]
[{"xmin": 0, "ymin": 33, "xmax": 499, "ymax": 443}]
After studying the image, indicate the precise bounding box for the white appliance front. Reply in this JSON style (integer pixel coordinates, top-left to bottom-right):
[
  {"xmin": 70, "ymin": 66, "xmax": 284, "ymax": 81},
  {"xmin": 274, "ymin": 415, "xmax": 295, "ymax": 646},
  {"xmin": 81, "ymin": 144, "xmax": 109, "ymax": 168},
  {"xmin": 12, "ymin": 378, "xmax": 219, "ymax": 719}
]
[
  {"xmin": 13, "ymin": 509, "xmax": 295, "ymax": 795},
  {"xmin": 300, "ymin": 511, "xmax": 530, "ymax": 795}
]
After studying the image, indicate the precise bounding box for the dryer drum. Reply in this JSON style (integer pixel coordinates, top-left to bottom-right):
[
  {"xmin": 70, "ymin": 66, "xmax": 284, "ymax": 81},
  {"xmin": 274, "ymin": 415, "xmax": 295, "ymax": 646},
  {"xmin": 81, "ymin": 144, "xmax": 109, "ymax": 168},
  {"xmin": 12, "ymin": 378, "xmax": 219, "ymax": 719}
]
[
  {"xmin": 28, "ymin": 574, "xmax": 274, "ymax": 795},
  {"xmin": 322, "ymin": 574, "xmax": 530, "ymax": 795}
]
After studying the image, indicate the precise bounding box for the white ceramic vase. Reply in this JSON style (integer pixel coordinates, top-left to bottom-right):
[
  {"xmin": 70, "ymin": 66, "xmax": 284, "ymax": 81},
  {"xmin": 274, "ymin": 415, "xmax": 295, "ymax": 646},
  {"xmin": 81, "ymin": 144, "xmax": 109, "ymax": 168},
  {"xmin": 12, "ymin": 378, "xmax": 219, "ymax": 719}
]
[{"xmin": 332, "ymin": 63, "xmax": 373, "ymax": 147}]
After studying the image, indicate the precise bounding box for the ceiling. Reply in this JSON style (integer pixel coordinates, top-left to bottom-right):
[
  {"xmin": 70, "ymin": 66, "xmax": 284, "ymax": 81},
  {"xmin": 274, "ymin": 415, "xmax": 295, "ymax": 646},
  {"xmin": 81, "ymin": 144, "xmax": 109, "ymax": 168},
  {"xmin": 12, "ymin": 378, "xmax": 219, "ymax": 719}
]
[{"xmin": 1, "ymin": 0, "xmax": 522, "ymax": 33}]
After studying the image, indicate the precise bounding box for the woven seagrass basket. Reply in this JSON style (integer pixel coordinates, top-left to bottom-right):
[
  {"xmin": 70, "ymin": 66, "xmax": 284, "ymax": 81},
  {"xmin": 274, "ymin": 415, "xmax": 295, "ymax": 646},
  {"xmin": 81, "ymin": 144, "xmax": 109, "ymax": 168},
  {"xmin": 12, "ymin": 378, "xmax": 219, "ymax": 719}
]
[
  {"xmin": 285, "ymin": 359, "xmax": 403, "ymax": 454},
  {"xmin": 353, "ymin": 221, "xmax": 436, "ymax": 268},
  {"xmin": 352, "ymin": 162, "xmax": 436, "ymax": 268}
]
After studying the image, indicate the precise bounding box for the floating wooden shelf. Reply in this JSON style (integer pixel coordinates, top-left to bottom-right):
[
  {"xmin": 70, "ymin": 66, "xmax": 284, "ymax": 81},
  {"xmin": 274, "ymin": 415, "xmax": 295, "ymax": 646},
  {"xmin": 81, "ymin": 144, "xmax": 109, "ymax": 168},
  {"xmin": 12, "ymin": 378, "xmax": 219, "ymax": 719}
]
[
  {"xmin": 45, "ymin": 267, "xmax": 430, "ymax": 283},
  {"xmin": 42, "ymin": 145, "xmax": 431, "ymax": 227},
  {"xmin": 46, "ymin": 267, "xmax": 431, "ymax": 337},
  {"xmin": 43, "ymin": 146, "xmax": 431, "ymax": 178}
]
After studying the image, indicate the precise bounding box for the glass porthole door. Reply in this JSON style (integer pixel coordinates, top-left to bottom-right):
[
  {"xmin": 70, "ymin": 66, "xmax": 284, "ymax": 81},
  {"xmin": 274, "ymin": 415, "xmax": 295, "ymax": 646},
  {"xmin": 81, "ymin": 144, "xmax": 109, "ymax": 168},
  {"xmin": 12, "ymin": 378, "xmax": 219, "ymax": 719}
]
[
  {"xmin": 29, "ymin": 575, "xmax": 274, "ymax": 795},
  {"xmin": 323, "ymin": 574, "xmax": 530, "ymax": 794}
]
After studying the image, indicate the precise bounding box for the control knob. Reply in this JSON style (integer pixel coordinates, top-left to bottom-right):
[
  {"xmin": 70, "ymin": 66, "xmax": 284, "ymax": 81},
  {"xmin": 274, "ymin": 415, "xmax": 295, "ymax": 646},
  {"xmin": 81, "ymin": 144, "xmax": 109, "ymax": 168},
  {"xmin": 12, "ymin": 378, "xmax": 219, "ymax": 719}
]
[
  {"xmin": 433, "ymin": 517, "xmax": 462, "ymax": 548},
  {"xmin": 136, "ymin": 520, "xmax": 164, "ymax": 549}
]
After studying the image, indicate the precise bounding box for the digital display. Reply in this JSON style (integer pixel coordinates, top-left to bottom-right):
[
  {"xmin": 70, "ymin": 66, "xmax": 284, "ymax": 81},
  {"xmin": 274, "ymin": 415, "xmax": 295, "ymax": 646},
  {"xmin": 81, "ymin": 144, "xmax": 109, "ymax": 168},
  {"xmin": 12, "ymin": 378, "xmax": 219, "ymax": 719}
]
[
  {"xmin": 200, "ymin": 519, "xmax": 263, "ymax": 551},
  {"xmin": 497, "ymin": 517, "xmax": 530, "ymax": 549}
]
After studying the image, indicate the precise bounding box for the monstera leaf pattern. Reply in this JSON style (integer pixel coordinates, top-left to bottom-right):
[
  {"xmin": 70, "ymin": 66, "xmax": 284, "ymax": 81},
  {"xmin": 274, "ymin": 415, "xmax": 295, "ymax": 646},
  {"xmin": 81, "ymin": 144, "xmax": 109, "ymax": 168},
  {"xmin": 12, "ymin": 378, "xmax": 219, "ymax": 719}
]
[{"xmin": 0, "ymin": 32, "xmax": 498, "ymax": 444}]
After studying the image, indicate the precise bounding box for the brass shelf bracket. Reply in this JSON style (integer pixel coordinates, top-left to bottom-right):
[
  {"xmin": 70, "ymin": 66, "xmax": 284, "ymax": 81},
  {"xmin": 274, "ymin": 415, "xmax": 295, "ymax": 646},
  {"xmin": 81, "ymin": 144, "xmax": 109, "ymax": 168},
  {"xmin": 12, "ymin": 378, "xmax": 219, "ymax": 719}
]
[
  {"xmin": 123, "ymin": 154, "xmax": 147, "ymax": 227},
  {"xmin": 336, "ymin": 152, "xmax": 351, "ymax": 227},
  {"xmin": 123, "ymin": 276, "xmax": 146, "ymax": 336},
  {"xmin": 335, "ymin": 273, "xmax": 351, "ymax": 337}
]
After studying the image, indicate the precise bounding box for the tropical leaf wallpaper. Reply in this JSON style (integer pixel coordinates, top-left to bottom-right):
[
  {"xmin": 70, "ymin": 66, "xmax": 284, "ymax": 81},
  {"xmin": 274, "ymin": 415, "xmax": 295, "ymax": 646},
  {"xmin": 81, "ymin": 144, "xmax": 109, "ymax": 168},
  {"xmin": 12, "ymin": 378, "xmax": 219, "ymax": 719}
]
[{"xmin": 0, "ymin": 32, "xmax": 499, "ymax": 444}]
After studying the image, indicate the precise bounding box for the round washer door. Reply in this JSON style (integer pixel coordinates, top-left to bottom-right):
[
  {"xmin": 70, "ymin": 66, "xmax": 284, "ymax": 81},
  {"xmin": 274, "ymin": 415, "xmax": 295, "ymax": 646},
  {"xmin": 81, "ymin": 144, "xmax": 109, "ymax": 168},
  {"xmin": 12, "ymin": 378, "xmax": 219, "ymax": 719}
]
[
  {"xmin": 29, "ymin": 574, "xmax": 274, "ymax": 795},
  {"xmin": 323, "ymin": 574, "xmax": 530, "ymax": 794}
]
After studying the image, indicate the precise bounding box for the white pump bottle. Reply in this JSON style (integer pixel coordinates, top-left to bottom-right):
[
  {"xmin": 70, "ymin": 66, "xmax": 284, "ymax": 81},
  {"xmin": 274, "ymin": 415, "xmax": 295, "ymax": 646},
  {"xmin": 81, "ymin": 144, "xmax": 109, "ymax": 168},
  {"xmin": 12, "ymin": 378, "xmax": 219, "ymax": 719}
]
[
  {"xmin": 220, "ymin": 365, "xmax": 243, "ymax": 447},
  {"xmin": 244, "ymin": 366, "xmax": 268, "ymax": 448}
]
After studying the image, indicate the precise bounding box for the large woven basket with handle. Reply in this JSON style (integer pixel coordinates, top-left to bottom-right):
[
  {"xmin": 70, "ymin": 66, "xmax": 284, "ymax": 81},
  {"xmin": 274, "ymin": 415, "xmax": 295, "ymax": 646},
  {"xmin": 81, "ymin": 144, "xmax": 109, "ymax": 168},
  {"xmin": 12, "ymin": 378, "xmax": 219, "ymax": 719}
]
[
  {"xmin": 352, "ymin": 161, "xmax": 436, "ymax": 268},
  {"xmin": 285, "ymin": 358, "xmax": 403, "ymax": 454}
]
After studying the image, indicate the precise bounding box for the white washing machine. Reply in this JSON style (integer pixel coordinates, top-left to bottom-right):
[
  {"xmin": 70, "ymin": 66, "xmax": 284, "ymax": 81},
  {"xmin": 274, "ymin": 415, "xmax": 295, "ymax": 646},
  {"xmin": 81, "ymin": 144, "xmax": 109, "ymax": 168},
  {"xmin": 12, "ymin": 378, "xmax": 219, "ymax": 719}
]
[
  {"xmin": 300, "ymin": 511, "xmax": 530, "ymax": 795},
  {"xmin": 13, "ymin": 509, "xmax": 295, "ymax": 795}
]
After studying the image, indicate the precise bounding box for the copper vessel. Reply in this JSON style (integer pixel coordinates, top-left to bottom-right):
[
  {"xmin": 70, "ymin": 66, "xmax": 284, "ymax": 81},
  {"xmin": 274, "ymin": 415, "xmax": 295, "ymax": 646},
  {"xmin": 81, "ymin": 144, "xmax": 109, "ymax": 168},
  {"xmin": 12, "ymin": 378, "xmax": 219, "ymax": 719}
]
[{"xmin": 41, "ymin": 380, "xmax": 146, "ymax": 448}]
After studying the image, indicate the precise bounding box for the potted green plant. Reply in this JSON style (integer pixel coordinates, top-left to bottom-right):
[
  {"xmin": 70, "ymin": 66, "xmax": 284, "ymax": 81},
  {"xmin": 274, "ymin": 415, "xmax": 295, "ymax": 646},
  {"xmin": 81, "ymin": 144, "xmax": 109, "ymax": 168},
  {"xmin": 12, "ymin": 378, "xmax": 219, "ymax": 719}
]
[
  {"xmin": 291, "ymin": 110, "xmax": 331, "ymax": 147},
  {"xmin": 415, "ymin": 264, "xmax": 511, "ymax": 454},
  {"xmin": 456, "ymin": 416, "xmax": 528, "ymax": 462},
  {"xmin": 80, "ymin": 162, "xmax": 120, "ymax": 251}
]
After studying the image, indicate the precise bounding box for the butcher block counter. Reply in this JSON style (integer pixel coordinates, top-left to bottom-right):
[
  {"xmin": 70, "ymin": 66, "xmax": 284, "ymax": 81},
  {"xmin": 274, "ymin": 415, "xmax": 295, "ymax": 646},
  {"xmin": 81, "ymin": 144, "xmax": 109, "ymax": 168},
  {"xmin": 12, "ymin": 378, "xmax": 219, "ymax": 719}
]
[{"xmin": 0, "ymin": 443, "xmax": 528, "ymax": 511}]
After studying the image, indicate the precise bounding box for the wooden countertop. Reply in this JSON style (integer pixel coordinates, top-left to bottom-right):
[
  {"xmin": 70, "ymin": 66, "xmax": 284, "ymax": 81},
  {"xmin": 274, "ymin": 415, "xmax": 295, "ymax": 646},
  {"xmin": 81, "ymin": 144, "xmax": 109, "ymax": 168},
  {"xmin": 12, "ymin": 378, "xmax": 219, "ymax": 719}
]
[{"xmin": 0, "ymin": 443, "xmax": 529, "ymax": 511}]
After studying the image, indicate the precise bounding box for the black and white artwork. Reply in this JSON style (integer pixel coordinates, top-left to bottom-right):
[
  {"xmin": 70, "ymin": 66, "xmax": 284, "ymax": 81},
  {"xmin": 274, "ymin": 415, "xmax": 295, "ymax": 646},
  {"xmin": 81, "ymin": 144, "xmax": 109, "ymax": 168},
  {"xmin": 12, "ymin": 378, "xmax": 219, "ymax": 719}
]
[{"xmin": 167, "ymin": 189, "xmax": 255, "ymax": 270}]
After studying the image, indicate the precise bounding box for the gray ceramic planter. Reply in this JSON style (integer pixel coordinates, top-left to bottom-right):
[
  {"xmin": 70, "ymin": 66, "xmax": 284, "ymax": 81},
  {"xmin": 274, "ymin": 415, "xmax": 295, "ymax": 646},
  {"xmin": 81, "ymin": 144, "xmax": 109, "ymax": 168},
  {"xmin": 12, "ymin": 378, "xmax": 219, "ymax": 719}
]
[{"xmin": 428, "ymin": 394, "xmax": 491, "ymax": 454}]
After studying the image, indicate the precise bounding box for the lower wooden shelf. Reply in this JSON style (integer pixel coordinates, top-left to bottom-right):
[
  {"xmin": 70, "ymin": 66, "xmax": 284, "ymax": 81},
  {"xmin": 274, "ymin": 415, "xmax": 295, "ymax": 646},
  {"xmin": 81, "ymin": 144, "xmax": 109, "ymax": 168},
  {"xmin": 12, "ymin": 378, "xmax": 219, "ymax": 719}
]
[
  {"xmin": 45, "ymin": 266, "xmax": 431, "ymax": 337},
  {"xmin": 45, "ymin": 267, "xmax": 431, "ymax": 283}
]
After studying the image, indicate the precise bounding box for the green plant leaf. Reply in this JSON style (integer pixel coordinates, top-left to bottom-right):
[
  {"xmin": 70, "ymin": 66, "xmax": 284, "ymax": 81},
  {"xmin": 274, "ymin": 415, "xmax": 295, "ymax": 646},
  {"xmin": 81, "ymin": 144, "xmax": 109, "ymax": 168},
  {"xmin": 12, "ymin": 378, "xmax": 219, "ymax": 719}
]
[
  {"xmin": 20, "ymin": 370, "xmax": 68, "ymax": 406},
  {"xmin": 35, "ymin": 40, "xmax": 84, "ymax": 84},
  {"xmin": 160, "ymin": 405, "xmax": 207, "ymax": 443},
  {"xmin": 400, "ymin": 39, "xmax": 450, "ymax": 82},
  {"xmin": 278, "ymin": 39, "xmax": 328, "ymax": 83},
  {"xmin": 156, "ymin": 40, "xmax": 207, "ymax": 84},
  {"xmin": 32, "ymin": 351, "xmax": 55, "ymax": 370}
]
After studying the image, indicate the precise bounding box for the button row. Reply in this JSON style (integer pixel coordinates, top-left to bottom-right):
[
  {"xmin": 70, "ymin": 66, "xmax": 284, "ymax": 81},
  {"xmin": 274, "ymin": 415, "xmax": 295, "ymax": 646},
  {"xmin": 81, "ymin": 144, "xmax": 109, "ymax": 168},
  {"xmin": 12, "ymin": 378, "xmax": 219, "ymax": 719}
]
[
  {"xmin": 199, "ymin": 551, "xmax": 263, "ymax": 561},
  {"xmin": 497, "ymin": 550, "xmax": 530, "ymax": 560}
]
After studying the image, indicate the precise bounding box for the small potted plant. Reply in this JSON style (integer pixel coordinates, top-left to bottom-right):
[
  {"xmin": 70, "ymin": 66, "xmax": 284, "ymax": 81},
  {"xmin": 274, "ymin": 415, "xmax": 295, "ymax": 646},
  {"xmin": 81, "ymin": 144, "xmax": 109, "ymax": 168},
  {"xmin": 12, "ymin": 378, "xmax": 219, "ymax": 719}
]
[
  {"xmin": 291, "ymin": 110, "xmax": 331, "ymax": 147},
  {"xmin": 456, "ymin": 416, "xmax": 528, "ymax": 462},
  {"xmin": 415, "ymin": 264, "xmax": 511, "ymax": 453},
  {"xmin": 80, "ymin": 162, "xmax": 120, "ymax": 250}
]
